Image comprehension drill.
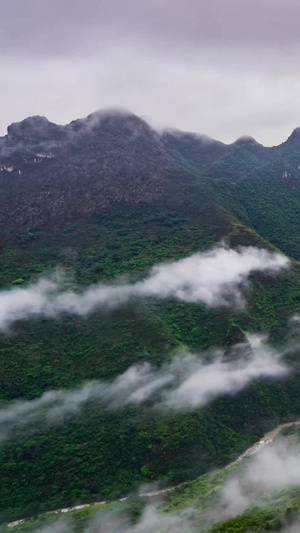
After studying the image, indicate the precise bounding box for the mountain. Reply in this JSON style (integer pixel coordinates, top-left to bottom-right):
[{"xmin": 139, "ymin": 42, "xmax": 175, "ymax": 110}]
[
  {"xmin": 2, "ymin": 110, "xmax": 300, "ymax": 529},
  {"xmin": 8, "ymin": 423, "xmax": 300, "ymax": 532},
  {"xmin": 164, "ymin": 124, "xmax": 300, "ymax": 259},
  {"xmin": 0, "ymin": 111, "xmax": 175, "ymax": 239},
  {"xmin": 2, "ymin": 111, "xmax": 300, "ymax": 256}
]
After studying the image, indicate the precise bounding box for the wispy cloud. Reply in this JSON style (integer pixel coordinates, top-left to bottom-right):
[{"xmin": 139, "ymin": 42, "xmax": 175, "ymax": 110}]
[
  {"xmin": 84, "ymin": 503, "xmax": 193, "ymax": 533},
  {"xmin": 221, "ymin": 437, "xmax": 300, "ymax": 518},
  {"xmin": 33, "ymin": 504, "xmax": 193, "ymax": 533},
  {"xmin": 159, "ymin": 335, "xmax": 288, "ymax": 411},
  {"xmin": 0, "ymin": 244, "xmax": 288, "ymax": 331},
  {"xmin": 29, "ymin": 435, "xmax": 300, "ymax": 532},
  {"xmin": 0, "ymin": 335, "xmax": 289, "ymax": 442}
]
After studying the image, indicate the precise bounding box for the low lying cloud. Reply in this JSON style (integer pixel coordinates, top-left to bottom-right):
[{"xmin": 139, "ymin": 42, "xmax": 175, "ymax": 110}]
[
  {"xmin": 33, "ymin": 504, "xmax": 192, "ymax": 533},
  {"xmin": 221, "ymin": 437, "xmax": 300, "ymax": 518},
  {"xmin": 160, "ymin": 335, "xmax": 288, "ymax": 411},
  {"xmin": 85, "ymin": 504, "xmax": 192, "ymax": 533},
  {"xmin": 0, "ymin": 335, "xmax": 289, "ymax": 442},
  {"xmin": 283, "ymin": 523, "xmax": 300, "ymax": 533},
  {"xmin": 137, "ymin": 245, "xmax": 288, "ymax": 306},
  {"xmin": 25, "ymin": 435, "xmax": 300, "ymax": 532},
  {"xmin": 35, "ymin": 521, "xmax": 71, "ymax": 533},
  {"xmin": 0, "ymin": 244, "xmax": 289, "ymax": 331}
]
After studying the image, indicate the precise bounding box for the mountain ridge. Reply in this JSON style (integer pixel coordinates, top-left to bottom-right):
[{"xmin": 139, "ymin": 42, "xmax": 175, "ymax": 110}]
[
  {"xmin": 2, "ymin": 109, "xmax": 300, "ymax": 527},
  {"xmin": 1, "ymin": 109, "xmax": 300, "ymax": 246}
]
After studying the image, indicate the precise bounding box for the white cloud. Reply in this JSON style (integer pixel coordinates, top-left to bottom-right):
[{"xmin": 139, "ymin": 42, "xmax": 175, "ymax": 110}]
[
  {"xmin": 161, "ymin": 335, "xmax": 288, "ymax": 411},
  {"xmin": 0, "ymin": 334, "xmax": 289, "ymax": 442},
  {"xmin": 33, "ymin": 503, "xmax": 192, "ymax": 533},
  {"xmin": 85, "ymin": 503, "xmax": 192, "ymax": 533},
  {"xmin": 0, "ymin": 244, "xmax": 288, "ymax": 331},
  {"xmin": 222, "ymin": 437, "xmax": 300, "ymax": 517},
  {"xmin": 137, "ymin": 245, "xmax": 288, "ymax": 306}
]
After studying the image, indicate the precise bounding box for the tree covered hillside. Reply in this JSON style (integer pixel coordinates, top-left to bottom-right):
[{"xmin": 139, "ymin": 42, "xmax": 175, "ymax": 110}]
[{"xmin": 1, "ymin": 112, "xmax": 300, "ymax": 526}]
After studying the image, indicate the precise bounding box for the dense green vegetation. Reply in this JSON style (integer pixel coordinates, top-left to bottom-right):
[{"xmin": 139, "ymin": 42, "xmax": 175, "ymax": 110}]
[
  {"xmin": 212, "ymin": 166, "xmax": 300, "ymax": 261},
  {"xmin": 6, "ymin": 426, "xmax": 300, "ymax": 532},
  {"xmin": 0, "ymin": 195, "xmax": 300, "ymax": 523},
  {"xmin": 3, "ymin": 131, "xmax": 300, "ymax": 527}
]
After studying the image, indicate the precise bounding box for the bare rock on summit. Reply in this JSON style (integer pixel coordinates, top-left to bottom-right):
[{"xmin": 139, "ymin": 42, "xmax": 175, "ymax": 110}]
[{"xmin": 0, "ymin": 111, "xmax": 176, "ymax": 240}]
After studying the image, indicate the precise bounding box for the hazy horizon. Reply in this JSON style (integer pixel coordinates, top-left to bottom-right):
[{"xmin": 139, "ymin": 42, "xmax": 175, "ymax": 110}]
[
  {"xmin": 2, "ymin": 0, "xmax": 300, "ymax": 146},
  {"xmin": 0, "ymin": 106, "xmax": 299, "ymax": 148}
]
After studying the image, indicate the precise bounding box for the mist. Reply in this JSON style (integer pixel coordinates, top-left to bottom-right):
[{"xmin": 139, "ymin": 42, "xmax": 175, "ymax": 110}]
[
  {"xmin": 0, "ymin": 244, "xmax": 288, "ymax": 331},
  {"xmin": 26, "ymin": 434, "xmax": 300, "ymax": 532},
  {"xmin": 282, "ymin": 524, "xmax": 300, "ymax": 533},
  {"xmin": 0, "ymin": 334, "xmax": 289, "ymax": 442},
  {"xmin": 82, "ymin": 504, "xmax": 192, "ymax": 533},
  {"xmin": 221, "ymin": 437, "xmax": 300, "ymax": 518},
  {"xmin": 32, "ymin": 503, "xmax": 193, "ymax": 533}
]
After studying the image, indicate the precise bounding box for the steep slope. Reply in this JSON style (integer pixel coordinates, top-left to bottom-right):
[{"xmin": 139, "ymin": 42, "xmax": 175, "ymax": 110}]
[
  {"xmin": 208, "ymin": 130, "xmax": 300, "ymax": 260},
  {"xmin": 5, "ymin": 424, "xmax": 300, "ymax": 532},
  {"xmin": 1, "ymin": 110, "xmax": 300, "ymax": 523},
  {"xmin": 0, "ymin": 111, "xmax": 177, "ymax": 240},
  {"xmin": 164, "ymin": 124, "xmax": 300, "ymax": 261}
]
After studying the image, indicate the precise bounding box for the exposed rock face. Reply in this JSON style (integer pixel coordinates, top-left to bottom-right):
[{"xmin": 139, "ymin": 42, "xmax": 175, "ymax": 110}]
[
  {"xmin": 0, "ymin": 111, "xmax": 175, "ymax": 239},
  {"xmin": 7, "ymin": 116, "xmax": 66, "ymax": 143},
  {"xmin": 1, "ymin": 108, "xmax": 300, "ymax": 242}
]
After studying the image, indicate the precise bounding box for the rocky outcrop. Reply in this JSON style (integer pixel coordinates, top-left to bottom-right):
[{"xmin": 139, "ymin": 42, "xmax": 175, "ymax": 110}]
[{"xmin": 0, "ymin": 111, "xmax": 176, "ymax": 239}]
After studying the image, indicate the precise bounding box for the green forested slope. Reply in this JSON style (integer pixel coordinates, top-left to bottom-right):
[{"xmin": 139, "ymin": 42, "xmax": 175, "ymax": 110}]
[
  {"xmin": 2, "ymin": 118, "xmax": 300, "ymax": 524},
  {"xmin": 6, "ymin": 426, "xmax": 300, "ymax": 532},
  {"xmin": 0, "ymin": 196, "xmax": 300, "ymax": 522}
]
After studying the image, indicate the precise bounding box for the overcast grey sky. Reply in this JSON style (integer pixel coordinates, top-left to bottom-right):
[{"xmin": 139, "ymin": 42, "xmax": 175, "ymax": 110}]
[{"xmin": 2, "ymin": 0, "xmax": 300, "ymax": 145}]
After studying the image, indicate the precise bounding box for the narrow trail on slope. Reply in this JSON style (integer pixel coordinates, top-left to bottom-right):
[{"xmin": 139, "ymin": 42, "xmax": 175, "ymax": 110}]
[{"xmin": 7, "ymin": 420, "xmax": 300, "ymax": 528}]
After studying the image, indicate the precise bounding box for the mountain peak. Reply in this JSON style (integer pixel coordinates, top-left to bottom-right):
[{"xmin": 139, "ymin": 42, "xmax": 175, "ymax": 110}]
[
  {"xmin": 68, "ymin": 109, "xmax": 156, "ymax": 142},
  {"xmin": 232, "ymin": 135, "xmax": 259, "ymax": 147},
  {"xmin": 7, "ymin": 115, "xmax": 65, "ymax": 143},
  {"xmin": 3, "ymin": 110, "xmax": 159, "ymax": 156}
]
